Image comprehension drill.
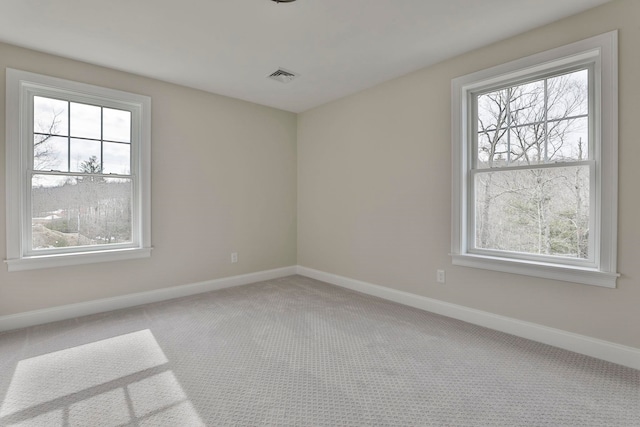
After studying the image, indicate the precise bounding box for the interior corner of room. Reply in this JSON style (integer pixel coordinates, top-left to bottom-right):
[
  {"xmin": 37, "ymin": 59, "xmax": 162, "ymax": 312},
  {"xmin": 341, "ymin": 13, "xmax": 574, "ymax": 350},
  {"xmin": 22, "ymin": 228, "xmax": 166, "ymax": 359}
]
[{"xmin": 0, "ymin": 0, "xmax": 638, "ymax": 383}]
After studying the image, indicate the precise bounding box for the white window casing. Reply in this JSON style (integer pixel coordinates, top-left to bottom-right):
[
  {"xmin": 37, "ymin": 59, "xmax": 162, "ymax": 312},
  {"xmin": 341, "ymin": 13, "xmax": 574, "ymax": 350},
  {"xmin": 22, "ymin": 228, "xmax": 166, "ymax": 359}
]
[
  {"xmin": 5, "ymin": 69, "xmax": 152, "ymax": 271},
  {"xmin": 451, "ymin": 31, "xmax": 618, "ymax": 288}
]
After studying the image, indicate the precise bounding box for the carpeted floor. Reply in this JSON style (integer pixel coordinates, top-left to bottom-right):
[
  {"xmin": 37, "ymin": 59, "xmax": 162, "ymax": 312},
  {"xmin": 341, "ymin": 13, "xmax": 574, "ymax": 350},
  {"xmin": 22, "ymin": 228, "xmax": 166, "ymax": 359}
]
[{"xmin": 0, "ymin": 275, "xmax": 638, "ymax": 426}]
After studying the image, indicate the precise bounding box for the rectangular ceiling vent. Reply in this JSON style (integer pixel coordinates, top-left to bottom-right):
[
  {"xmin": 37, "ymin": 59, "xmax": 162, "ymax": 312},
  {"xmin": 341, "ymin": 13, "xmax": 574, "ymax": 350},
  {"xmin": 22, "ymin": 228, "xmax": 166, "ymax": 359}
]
[{"xmin": 267, "ymin": 68, "xmax": 299, "ymax": 84}]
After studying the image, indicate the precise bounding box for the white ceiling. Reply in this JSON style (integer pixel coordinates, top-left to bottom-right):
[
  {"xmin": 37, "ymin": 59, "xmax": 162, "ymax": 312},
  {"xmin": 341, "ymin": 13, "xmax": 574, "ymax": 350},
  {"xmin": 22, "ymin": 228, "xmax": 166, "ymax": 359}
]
[{"xmin": 0, "ymin": 0, "xmax": 611, "ymax": 113}]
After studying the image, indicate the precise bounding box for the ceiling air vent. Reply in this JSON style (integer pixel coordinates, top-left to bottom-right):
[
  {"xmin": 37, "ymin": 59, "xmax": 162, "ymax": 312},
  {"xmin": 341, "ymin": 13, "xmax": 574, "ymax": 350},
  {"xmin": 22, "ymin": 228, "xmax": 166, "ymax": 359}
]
[{"xmin": 267, "ymin": 68, "xmax": 299, "ymax": 84}]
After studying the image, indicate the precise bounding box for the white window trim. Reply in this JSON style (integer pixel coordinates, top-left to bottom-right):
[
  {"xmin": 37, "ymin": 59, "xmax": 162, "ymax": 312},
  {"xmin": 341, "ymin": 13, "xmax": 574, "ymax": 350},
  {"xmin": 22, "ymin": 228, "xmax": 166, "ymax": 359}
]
[
  {"xmin": 451, "ymin": 31, "xmax": 618, "ymax": 288},
  {"xmin": 5, "ymin": 69, "xmax": 152, "ymax": 271}
]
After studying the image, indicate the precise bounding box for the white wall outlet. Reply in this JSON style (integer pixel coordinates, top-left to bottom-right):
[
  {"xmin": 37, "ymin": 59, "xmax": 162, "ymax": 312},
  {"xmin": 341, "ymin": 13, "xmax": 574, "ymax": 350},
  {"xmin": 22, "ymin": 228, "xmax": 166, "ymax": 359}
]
[
  {"xmin": 231, "ymin": 252, "xmax": 238, "ymax": 263},
  {"xmin": 436, "ymin": 269, "xmax": 445, "ymax": 284}
]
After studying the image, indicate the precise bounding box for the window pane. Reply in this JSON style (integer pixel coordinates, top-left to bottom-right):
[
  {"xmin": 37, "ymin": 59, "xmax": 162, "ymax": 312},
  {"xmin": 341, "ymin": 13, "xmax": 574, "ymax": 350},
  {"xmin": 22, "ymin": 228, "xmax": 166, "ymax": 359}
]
[
  {"xmin": 547, "ymin": 117, "xmax": 588, "ymax": 162},
  {"xmin": 477, "ymin": 129, "xmax": 508, "ymax": 168},
  {"xmin": 103, "ymin": 108, "xmax": 131, "ymax": 143},
  {"xmin": 477, "ymin": 89, "xmax": 509, "ymax": 132},
  {"xmin": 547, "ymin": 69, "xmax": 588, "ymax": 120},
  {"xmin": 34, "ymin": 96, "xmax": 68, "ymax": 136},
  {"xmin": 509, "ymin": 125, "xmax": 545, "ymax": 165},
  {"xmin": 70, "ymin": 138, "xmax": 101, "ymax": 173},
  {"xmin": 70, "ymin": 102, "xmax": 101, "ymax": 139},
  {"xmin": 475, "ymin": 165, "xmax": 590, "ymax": 259},
  {"xmin": 34, "ymin": 135, "xmax": 68, "ymax": 171},
  {"xmin": 509, "ymin": 80, "xmax": 545, "ymax": 127},
  {"xmin": 32, "ymin": 175, "xmax": 132, "ymax": 250},
  {"xmin": 103, "ymin": 142, "xmax": 130, "ymax": 174}
]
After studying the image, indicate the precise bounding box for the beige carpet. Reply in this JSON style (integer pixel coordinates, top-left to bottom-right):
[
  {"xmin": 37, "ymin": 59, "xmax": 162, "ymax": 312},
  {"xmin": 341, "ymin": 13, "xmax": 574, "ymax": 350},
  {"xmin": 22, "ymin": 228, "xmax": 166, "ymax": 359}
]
[{"xmin": 0, "ymin": 275, "xmax": 638, "ymax": 426}]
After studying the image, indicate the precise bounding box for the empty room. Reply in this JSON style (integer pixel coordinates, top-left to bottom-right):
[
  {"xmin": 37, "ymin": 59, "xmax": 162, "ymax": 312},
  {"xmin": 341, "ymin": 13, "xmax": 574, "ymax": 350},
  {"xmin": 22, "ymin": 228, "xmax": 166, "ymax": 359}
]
[{"xmin": 0, "ymin": 0, "xmax": 638, "ymax": 425}]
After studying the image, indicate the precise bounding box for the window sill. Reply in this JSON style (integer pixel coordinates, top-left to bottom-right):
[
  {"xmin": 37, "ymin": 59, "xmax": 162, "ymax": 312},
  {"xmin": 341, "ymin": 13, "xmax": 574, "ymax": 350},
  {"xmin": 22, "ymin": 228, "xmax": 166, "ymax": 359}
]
[
  {"xmin": 5, "ymin": 247, "xmax": 152, "ymax": 272},
  {"xmin": 451, "ymin": 253, "xmax": 618, "ymax": 288}
]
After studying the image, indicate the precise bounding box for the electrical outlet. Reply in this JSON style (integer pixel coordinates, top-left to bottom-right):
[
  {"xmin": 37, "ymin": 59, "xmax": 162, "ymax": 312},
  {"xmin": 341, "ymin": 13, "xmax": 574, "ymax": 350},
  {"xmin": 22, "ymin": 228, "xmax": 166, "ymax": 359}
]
[
  {"xmin": 231, "ymin": 252, "xmax": 238, "ymax": 263},
  {"xmin": 436, "ymin": 269, "xmax": 445, "ymax": 284}
]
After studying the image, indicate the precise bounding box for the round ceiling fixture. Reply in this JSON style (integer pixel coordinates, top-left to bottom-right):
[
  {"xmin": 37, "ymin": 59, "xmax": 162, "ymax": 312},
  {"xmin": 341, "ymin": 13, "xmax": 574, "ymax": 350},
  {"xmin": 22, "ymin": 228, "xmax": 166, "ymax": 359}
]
[{"xmin": 271, "ymin": 0, "xmax": 296, "ymax": 3}]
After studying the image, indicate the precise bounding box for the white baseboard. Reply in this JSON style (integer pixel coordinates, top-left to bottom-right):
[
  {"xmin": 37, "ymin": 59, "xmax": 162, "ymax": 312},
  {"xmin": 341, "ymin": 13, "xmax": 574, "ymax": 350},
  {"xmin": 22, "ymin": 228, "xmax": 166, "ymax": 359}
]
[
  {"xmin": 0, "ymin": 266, "xmax": 297, "ymax": 332},
  {"xmin": 296, "ymin": 266, "xmax": 640, "ymax": 371},
  {"xmin": 3, "ymin": 264, "xmax": 637, "ymax": 371}
]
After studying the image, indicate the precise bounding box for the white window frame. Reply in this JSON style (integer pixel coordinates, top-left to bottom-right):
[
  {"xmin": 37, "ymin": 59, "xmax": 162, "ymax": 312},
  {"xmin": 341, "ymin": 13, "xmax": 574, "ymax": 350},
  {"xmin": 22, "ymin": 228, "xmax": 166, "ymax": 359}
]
[
  {"xmin": 5, "ymin": 69, "xmax": 152, "ymax": 271},
  {"xmin": 451, "ymin": 31, "xmax": 618, "ymax": 288}
]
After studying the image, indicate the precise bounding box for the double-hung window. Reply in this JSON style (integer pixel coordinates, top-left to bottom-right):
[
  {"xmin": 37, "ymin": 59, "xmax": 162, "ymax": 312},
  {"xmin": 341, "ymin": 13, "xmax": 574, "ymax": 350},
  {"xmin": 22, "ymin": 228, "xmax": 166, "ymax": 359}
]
[
  {"xmin": 5, "ymin": 69, "xmax": 151, "ymax": 271},
  {"xmin": 451, "ymin": 31, "xmax": 618, "ymax": 287}
]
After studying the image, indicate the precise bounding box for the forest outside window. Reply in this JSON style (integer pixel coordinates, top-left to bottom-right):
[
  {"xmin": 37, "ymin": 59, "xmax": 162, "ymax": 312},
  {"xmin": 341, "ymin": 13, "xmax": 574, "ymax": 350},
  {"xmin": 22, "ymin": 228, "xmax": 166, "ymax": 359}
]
[
  {"xmin": 5, "ymin": 69, "xmax": 151, "ymax": 271},
  {"xmin": 451, "ymin": 32, "xmax": 618, "ymax": 287}
]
